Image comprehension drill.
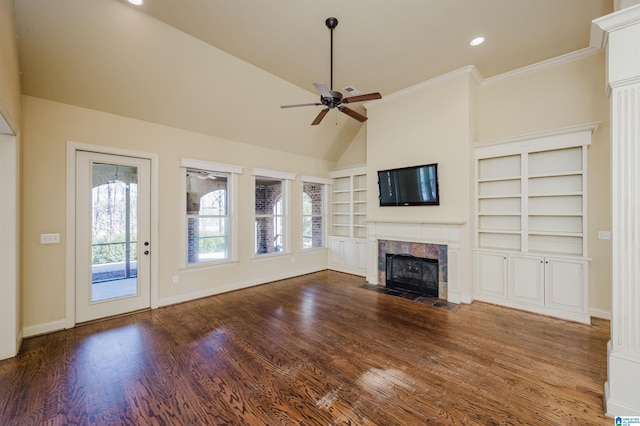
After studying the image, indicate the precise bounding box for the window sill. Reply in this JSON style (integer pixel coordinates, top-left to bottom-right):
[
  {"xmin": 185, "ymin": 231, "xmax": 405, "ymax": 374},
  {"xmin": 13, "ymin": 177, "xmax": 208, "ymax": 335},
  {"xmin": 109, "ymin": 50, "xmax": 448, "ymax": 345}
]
[
  {"xmin": 181, "ymin": 258, "xmax": 239, "ymax": 272},
  {"xmin": 301, "ymin": 247, "xmax": 329, "ymax": 254},
  {"xmin": 251, "ymin": 251, "xmax": 291, "ymax": 261}
]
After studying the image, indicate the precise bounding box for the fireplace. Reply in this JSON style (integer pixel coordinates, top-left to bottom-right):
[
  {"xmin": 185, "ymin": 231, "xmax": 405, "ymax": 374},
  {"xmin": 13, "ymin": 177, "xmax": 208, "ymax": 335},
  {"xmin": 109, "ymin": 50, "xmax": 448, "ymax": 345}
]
[{"xmin": 386, "ymin": 254, "xmax": 439, "ymax": 297}]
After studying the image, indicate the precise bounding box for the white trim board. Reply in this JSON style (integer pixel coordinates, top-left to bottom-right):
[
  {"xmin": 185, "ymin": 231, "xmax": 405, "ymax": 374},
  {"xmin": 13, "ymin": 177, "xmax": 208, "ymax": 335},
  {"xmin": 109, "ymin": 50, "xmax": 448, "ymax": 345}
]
[
  {"xmin": 159, "ymin": 266, "xmax": 326, "ymax": 307},
  {"xmin": 482, "ymin": 48, "xmax": 602, "ymax": 87}
]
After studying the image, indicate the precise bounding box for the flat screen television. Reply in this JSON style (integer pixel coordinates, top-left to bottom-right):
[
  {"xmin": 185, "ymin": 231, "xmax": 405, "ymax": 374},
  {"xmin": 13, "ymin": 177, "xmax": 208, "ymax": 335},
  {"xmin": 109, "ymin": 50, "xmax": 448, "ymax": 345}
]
[{"xmin": 377, "ymin": 163, "xmax": 439, "ymax": 206}]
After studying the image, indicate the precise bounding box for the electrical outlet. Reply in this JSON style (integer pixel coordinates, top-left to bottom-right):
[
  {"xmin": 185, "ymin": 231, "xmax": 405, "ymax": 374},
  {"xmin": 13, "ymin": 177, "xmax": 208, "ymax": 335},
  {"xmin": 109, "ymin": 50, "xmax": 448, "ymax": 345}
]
[
  {"xmin": 598, "ymin": 231, "xmax": 611, "ymax": 240},
  {"xmin": 172, "ymin": 275, "xmax": 179, "ymax": 284},
  {"xmin": 40, "ymin": 233, "xmax": 60, "ymax": 244}
]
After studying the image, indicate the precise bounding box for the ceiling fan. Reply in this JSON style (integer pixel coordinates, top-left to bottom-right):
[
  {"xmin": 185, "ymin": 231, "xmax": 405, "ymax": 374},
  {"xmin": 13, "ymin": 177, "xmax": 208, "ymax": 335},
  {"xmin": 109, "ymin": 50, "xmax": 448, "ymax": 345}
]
[{"xmin": 281, "ymin": 17, "xmax": 382, "ymax": 125}]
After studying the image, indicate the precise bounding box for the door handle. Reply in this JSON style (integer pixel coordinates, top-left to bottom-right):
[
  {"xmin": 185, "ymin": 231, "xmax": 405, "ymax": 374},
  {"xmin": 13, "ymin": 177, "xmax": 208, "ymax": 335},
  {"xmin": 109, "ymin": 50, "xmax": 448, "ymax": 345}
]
[{"xmin": 144, "ymin": 250, "xmax": 150, "ymax": 255}]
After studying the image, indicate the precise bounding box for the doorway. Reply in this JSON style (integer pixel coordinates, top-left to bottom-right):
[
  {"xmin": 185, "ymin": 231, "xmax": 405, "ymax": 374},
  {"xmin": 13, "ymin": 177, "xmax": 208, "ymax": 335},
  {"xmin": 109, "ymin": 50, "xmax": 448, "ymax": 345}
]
[{"xmin": 75, "ymin": 151, "xmax": 152, "ymax": 323}]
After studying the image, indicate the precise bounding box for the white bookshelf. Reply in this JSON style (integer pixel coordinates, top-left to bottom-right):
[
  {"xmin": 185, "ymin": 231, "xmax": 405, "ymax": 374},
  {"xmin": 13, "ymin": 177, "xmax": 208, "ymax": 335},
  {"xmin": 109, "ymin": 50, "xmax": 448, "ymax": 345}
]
[
  {"xmin": 473, "ymin": 123, "xmax": 597, "ymax": 323},
  {"xmin": 329, "ymin": 166, "xmax": 367, "ymax": 239},
  {"xmin": 328, "ymin": 166, "xmax": 367, "ymax": 276}
]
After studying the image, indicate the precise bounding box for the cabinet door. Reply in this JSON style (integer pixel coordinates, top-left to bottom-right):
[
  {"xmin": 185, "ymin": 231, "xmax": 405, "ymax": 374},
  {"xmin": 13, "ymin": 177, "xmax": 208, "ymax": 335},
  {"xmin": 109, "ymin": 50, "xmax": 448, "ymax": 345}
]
[
  {"xmin": 342, "ymin": 239, "xmax": 357, "ymax": 268},
  {"xmin": 475, "ymin": 251, "xmax": 508, "ymax": 298},
  {"xmin": 355, "ymin": 240, "xmax": 368, "ymax": 276},
  {"xmin": 328, "ymin": 237, "xmax": 343, "ymax": 266},
  {"xmin": 545, "ymin": 258, "xmax": 587, "ymax": 313},
  {"xmin": 508, "ymin": 254, "xmax": 545, "ymax": 305}
]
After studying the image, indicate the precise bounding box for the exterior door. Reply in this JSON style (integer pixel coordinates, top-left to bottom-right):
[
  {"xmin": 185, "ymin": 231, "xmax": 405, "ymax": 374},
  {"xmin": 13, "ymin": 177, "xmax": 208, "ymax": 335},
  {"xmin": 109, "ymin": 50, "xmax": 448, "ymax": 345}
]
[{"xmin": 75, "ymin": 151, "xmax": 151, "ymax": 323}]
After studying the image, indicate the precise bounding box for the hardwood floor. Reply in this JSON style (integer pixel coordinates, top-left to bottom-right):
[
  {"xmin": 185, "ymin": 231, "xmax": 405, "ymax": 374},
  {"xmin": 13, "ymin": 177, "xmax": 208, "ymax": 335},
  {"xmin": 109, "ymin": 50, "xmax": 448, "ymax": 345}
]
[{"xmin": 0, "ymin": 271, "xmax": 611, "ymax": 425}]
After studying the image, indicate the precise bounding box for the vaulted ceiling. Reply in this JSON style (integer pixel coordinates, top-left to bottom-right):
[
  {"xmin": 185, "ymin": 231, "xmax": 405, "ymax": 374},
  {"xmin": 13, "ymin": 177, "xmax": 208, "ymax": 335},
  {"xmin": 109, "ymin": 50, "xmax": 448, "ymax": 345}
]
[{"xmin": 13, "ymin": 0, "xmax": 612, "ymax": 162}]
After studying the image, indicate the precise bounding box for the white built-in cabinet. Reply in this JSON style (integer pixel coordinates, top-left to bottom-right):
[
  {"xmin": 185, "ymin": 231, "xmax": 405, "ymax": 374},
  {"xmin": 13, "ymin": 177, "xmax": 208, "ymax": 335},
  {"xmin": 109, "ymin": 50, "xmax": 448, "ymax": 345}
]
[
  {"xmin": 474, "ymin": 124, "xmax": 597, "ymax": 323},
  {"xmin": 328, "ymin": 166, "xmax": 367, "ymax": 276}
]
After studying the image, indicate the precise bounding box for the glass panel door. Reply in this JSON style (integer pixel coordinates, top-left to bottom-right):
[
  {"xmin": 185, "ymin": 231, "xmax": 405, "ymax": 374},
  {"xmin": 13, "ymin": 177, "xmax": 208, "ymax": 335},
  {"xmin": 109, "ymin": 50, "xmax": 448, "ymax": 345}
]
[
  {"xmin": 76, "ymin": 151, "xmax": 151, "ymax": 323},
  {"xmin": 91, "ymin": 163, "xmax": 139, "ymax": 302}
]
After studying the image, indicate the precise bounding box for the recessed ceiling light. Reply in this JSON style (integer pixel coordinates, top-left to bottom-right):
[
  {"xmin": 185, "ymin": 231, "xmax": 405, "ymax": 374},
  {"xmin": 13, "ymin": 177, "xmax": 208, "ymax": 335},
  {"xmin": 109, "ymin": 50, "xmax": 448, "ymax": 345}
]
[
  {"xmin": 128, "ymin": 0, "xmax": 143, "ymax": 5},
  {"xmin": 470, "ymin": 37, "xmax": 485, "ymax": 46}
]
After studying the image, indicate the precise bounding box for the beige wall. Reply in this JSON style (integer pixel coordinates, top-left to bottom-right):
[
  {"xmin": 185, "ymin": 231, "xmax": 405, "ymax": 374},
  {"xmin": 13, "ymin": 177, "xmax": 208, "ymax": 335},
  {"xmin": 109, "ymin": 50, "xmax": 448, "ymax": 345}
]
[
  {"xmin": 364, "ymin": 68, "xmax": 477, "ymax": 301},
  {"xmin": 361, "ymin": 52, "xmax": 610, "ymax": 315},
  {"xmin": 366, "ymin": 70, "xmax": 476, "ymax": 224},
  {"xmin": 21, "ymin": 95, "xmax": 335, "ymax": 331},
  {"xmin": 479, "ymin": 51, "xmax": 611, "ymax": 315},
  {"xmin": 336, "ymin": 125, "xmax": 367, "ymax": 169}
]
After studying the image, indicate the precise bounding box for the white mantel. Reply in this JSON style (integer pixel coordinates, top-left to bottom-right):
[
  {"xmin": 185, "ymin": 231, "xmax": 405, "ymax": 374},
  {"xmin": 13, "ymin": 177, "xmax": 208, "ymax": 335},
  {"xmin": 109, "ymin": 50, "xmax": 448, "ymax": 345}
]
[{"xmin": 367, "ymin": 220, "xmax": 467, "ymax": 304}]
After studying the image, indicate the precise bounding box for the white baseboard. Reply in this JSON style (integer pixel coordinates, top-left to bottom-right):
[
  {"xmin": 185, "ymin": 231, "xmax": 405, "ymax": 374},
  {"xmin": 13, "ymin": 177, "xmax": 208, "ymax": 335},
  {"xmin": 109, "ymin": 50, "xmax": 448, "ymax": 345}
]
[
  {"xmin": 21, "ymin": 268, "xmax": 327, "ymax": 339},
  {"xmin": 159, "ymin": 266, "xmax": 326, "ymax": 307},
  {"xmin": 590, "ymin": 308, "xmax": 612, "ymax": 320},
  {"xmin": 23, "ymin": 319, "xmax": 67, "ymax": 338}
]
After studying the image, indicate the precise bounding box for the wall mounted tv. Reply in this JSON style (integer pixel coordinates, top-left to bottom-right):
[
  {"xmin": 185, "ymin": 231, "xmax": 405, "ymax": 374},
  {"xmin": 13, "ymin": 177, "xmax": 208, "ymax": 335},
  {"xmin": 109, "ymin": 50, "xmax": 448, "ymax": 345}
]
[{"xmin": 377, "ymin": 163, "xmax": 439, "ymax": 206}]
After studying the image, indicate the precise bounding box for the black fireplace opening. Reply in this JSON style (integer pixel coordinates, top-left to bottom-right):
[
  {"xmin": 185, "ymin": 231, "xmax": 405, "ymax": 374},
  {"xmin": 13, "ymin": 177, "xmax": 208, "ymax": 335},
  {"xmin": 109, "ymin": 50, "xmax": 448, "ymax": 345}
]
[{"xmin": 386, "ymin": 254, "xmax": 439, "ymax": 297}]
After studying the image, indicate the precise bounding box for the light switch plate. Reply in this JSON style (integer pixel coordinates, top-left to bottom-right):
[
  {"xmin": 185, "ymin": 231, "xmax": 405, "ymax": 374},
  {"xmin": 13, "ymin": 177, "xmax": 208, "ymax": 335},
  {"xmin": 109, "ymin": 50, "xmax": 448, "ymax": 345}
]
[
  {"xmin": 598, "ymin": 231, "xmax": 611, "ymax": 240},
  {"xmin": 40, "ymin": 233, "xmax": 60, "ymax": 244}
]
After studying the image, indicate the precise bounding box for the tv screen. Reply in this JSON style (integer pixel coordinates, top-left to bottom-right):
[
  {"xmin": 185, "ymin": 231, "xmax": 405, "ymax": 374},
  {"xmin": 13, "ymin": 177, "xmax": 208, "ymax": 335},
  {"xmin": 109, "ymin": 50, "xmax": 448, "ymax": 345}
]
[{"xmin": 377, "ymin": 163, "xmax": 439, "ymax": 206}]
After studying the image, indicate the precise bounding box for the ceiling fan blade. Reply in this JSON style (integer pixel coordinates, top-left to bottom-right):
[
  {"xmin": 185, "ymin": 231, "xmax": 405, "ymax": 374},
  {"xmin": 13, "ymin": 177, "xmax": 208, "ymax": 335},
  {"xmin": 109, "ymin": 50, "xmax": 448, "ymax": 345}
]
[
  {"xmin": 343, "ymin": 92, "xmax": 382, "ymax": 103},
  {"xmin": 313, "ymin": 82, "xmax": 333, "ymax": 99},
  {"xmin": 339, "ymin": 106, "xmax": 368, "ymax": 122},
  {"xmin": 281, "ymin": 102, "xmax": 322, "ymax": 109},
  {"xmin": 311, "ymin": 108, "xmax": 330, "ymax": 125}
]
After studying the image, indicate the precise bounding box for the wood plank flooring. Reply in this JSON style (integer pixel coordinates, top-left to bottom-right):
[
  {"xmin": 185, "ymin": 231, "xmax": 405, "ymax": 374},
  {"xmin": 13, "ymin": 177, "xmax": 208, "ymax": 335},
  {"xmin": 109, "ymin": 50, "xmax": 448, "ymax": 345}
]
[{"xmin": 0, "ymin": 271, "xmax": 611, "ymax": 425}]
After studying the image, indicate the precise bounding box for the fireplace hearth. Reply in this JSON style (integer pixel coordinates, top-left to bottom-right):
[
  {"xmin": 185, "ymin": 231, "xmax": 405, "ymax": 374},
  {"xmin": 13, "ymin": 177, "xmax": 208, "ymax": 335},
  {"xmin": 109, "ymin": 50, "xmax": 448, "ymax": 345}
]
[{"xmin": 386, "ymin": 254, "xmax": 439, "ymax": 297}]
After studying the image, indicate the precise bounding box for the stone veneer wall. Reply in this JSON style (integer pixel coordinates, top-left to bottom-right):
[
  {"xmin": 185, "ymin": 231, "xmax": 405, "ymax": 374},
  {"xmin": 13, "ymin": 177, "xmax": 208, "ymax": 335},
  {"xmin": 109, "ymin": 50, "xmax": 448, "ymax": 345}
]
[
  {"xmin": 303, "ymin": 182, "xmax": 324, "ymax": 248},
  {"xmin": 377, "ymin": 239, "xmax": 448, "ymax": 298},
  {"xmin": 255, "ymin": 180, "xmax": 282, "ymax": 254}
]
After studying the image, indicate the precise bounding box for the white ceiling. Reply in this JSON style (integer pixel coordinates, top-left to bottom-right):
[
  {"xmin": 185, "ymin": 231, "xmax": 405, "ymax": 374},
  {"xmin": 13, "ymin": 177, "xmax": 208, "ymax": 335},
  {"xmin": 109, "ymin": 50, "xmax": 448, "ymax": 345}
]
[{"xmin": 13, "ymin": 0, "xmax": 613, "ymax": 162}]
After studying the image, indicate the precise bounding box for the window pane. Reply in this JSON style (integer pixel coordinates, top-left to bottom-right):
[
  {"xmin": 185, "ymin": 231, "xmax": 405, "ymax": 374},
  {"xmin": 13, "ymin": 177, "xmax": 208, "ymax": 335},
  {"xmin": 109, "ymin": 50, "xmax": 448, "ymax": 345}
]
[
  {"xmin": 255, "ymin": 216, "xmax": 283, "ymax": 254},
  {"xmin": 187, "ymin": 217, "xmax": 228, "ymax": 263},
  {"xmin": 255, "ymin": 178, "xmax": 282, "ymax": 215},
  {"xmin": 186, "ymin": 169, "xmax": 231, "ymax": 265},
  {"xmin": 303, "ymin": 182, "xmax": 324, "ymax": 215},
  {"xmin": 303, "ymin": 216, "xmax": 324, "ymax": 248},
  {"xmin": 186, "ymin": 171, "xmax": 227, "ymax": 214},
  {"xmin": 303, "ymin": 182, "xmax": 324, "ymax": 249}
]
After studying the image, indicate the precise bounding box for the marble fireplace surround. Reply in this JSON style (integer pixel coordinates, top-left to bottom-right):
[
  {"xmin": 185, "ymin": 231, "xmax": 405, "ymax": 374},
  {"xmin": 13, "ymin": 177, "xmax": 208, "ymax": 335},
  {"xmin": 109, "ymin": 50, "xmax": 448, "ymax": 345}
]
[{"xmin": 367, "ymin": 221, "xmax": 465, "ymax": 304}]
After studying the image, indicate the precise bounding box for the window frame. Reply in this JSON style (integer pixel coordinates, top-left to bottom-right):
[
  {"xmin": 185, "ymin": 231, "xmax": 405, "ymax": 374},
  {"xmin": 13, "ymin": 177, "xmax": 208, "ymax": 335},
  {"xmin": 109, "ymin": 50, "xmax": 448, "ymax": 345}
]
[
  {"xmin": 300, "ymin": 175, "xmax": 331, "ymax": 251},
  {"xmin": 180, "ymin": 158, "xmax": 242, "ymax": 269},
  {"xmin": 252, "ymin": 168, "xmax": 295, "ymax": 258}
]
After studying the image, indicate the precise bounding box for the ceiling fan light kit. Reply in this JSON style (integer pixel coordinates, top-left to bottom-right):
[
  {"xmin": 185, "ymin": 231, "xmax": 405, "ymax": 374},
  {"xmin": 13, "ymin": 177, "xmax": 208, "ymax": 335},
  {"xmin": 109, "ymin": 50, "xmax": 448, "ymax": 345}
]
[{"xmin": 281, "ymin": 17, "xmax": 382, "ymax": 125}]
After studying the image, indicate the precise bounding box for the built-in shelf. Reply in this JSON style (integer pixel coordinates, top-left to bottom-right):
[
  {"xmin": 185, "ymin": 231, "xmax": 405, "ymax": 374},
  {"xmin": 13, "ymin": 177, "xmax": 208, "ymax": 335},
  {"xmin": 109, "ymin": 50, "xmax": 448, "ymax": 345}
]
[
  {"xmin": 328, "ymin": 166, "xmax": 368, "ymax": 276},
  {"xmin": 329, "ymin": 166, "xmax": 367, "ymax": 239},
  {"xmin": 476, "ymin": 144, "xmax": 586, "ymax": 256},
  {"xmin": 473, "ymin": 123, "xmax": 596, "ymax": 323}
]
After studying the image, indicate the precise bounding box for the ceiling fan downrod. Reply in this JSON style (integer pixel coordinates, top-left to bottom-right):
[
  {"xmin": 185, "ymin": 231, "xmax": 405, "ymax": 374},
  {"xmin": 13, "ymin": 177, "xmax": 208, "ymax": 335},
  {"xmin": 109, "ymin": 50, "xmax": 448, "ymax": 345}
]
[{"xmin": 325, "ymin": 17, "xmax": 338, "ymax": 90}]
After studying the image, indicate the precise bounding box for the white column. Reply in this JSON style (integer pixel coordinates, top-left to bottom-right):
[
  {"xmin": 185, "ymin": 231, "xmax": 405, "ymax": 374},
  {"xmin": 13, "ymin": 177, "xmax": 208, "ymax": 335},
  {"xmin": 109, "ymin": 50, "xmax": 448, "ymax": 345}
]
[{"xmin": 592, "ymin": 4, "xmax": 640, "ymax": 416}]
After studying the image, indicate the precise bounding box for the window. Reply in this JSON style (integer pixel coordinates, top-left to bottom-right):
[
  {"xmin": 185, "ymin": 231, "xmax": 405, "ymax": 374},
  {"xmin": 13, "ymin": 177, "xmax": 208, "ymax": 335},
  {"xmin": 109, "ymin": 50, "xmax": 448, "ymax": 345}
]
[
  {"xmin": 181, "ymin": 158, "xmax": 242, "ymax": 267},
  {"xmin": 302, "ymin": 181, "xmax": 326, "ymax": 249},
  {"xmin": 255, "ymin": 177, "xmax": 286, "ymax": 255},
  {"xmin": 186, "ymin": 170, "xmax": 229, "ymax": 264}
]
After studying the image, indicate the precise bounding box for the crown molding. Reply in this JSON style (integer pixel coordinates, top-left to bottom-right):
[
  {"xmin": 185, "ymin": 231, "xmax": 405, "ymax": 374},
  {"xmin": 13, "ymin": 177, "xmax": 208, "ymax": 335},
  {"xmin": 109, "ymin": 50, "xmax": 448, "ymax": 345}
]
[
  {"xmin": 476, "ymin": 121, "xmax": 600, "ymax": 149},
  {"xmin": 590, "ymin": 3, "xmax": 640, "ymax": 49},
  {"xmin": 364, "ymin": 66, "xmax": 481, "ymax": 109},
  {"xmin": 481, "ymin": 48, "xmax": 603, "ymax": 87}
]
